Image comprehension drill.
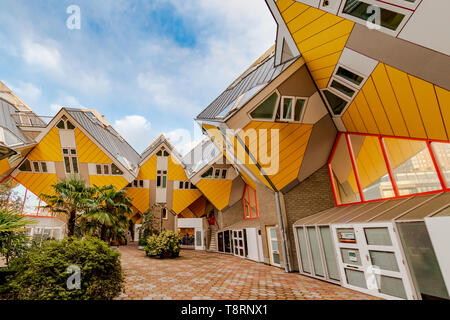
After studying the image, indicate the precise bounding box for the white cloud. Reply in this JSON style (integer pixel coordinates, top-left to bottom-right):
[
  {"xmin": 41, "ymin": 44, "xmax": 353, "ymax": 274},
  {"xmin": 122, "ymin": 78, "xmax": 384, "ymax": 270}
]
[
  {"xmin": 164, "ymin": 128, "xmax": 202, "ymax": 157},
  {"xmin": 22, "ymin": 40, "xmax": 61, "ymax": 71},
  {"xmin": 114, "ymin": 115, "xmax": 153, "ymax": 153},
  {"xmin": 50, "ymin": 95, "xmax": 82, "ymax": 114}
]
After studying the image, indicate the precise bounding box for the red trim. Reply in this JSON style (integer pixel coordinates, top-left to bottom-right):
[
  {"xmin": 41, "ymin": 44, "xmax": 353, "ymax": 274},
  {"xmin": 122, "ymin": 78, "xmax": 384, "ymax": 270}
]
[
  {"xmin": 375, "ymin": 0, "xmax": 415, "ymax": 11},
  {"xmin": 329, "ymin": 133, "xmax": 450, "ymax": 206},
  {"xmin": 379, "ymin": 136, "xmax": 400, "ymax": 197},
  {"xmin": 345, "ymin": 133, "xmax": 365, "ymax": 202},
  {"xmin": 427, "ymin": 141, "xmax": 447, "ymax": 190},
  {"xmin": 243, "ymin": 184, "xmax": 259, "ymax": 220},
  {"xmin": 253, "ymin": 188, "xmax": 259, "ymax": 218}
]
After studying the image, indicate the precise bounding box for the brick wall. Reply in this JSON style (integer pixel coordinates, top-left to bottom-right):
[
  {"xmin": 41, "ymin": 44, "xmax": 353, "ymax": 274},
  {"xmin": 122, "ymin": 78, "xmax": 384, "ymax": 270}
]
[{"xmin": 283, "ymin": 165, "xmax": 335, "ymax": 271}]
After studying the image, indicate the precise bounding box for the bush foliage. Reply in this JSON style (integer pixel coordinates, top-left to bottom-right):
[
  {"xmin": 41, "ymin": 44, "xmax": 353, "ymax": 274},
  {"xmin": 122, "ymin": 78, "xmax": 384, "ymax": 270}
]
[
  {"xmin": 1, "ymin": 237, "xmax": 123, "ymax": 300},
  {"xmin": 144, "ymin": 230, "xmax": 181, "ymax": 258}
]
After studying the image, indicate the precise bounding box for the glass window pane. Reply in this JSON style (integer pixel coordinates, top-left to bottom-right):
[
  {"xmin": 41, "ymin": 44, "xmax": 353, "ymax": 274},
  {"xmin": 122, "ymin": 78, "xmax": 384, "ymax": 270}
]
[
  {"xmin": 139, "ymin": 180, "xmax": 144, "ymax": 188},
  {"xmin": 365, "ymin": 227, "xmax": 392, "ymax": 246},
  {"xmin": 104, "ymin": 165, "xmax": 109, "ymax": 175},
  {"xmin": 340, "ymin": 248, "xmax": 362, "ymax": 266},
  {"xmin": 282, "ymin": 97, "xmax": 293, "ymax": 120},
  {"xmin": 343, "ymin": 0, "xmax": 406, "ymax": 31},
  {"xmin": 111, "ymin": 163, "xmax": 123, "ymax": 175},
  {"xmin": 369, "ymin": 250, "xmax": 399, "ymax": 272},
  {"xmin": 384, "ymin": 138, "xmax": 442, "ymax": 196},
  {"xmin": 350, "ymin": 135, "xmax": 395, "ymax": 201},
  {"xmin": 269, "ymin": 228, "xmax": 277, "ymax": 239},
  {"xmin": 56, "ymin": 120, "xmax": 65, "ymax": 129},
  {"xmin": 70, "ymin": 149, "xmax": 76, "ymax": 155},
  {"xmin": 19, "ymin": 159, "xmax": 32, "ymax": 172},
  {"xmin": 345, "ymin": 268, "xmax": 367, "ymax": 289},
  {"xmin": 330, "ymin": 136, "xmax": 361, "ymax": 204},
  {"xmin": 297, "ymin": 227, "xmax": 311, "ymax": 274},
  {"xmin": 432, "ymin": 142, "xmax": 450, "ymax": 187},
  {"xmin": 221, "ymin": 169, "xmax": 227, "ymax": 179},
  {"xmin": 71, "ymin": 158, "xmax": 79, "ymax": 173},
  {"xmin": 179, "ymin": 181, "xmax": 183, "ymax": 189},
  {"xmin": 22, "ymin": 190, "xmax": 40, "ymax": 215},
  {"xmin": 331, "ymin": 80, "xmax": 355, "ymax": 97},
  {"xmin": 307, "ymin": 227, "xmax": 324, "ymax": 277},
  {"xmin": 66, "ymin": 121, "xmax": 75, "ymax": 129},
  {"xmin": 157, "ymin": 176, "xmax": 161, "ymax": 187},
  {"xmin": 185, "ymin": 181, "xmax": 189, "ymax": 189},
  {"xmin": 397, "ymin": 222, "xmax": 449, "ymax": 299},
  {"xmin": 41, "ymin": 162, "xmax": 48, "ymax": 173},
  {"xmin": 64, "ymin": 157, "xmax": 71, "ymax": 173},
  {"xmin": 319, "ymin": 227, "xmax": 340, "ymax": 280},
  {"xmin": 202, "ymin": 167, "xmax": 213, "ymax": 178},
  {"xmin": 323, "ymin": 89, "xmax": 348, "ymax": 115},
  {"xmin": 250, "ymin": 92, "xmax": 279, "ymax": 119},
  {"xmin": 214, "ymin": 169, "xmax": 220, "ymax": 179},
  {"xmin": 377, "ymin": 275, "xmax": 407, "ymax": 299},
  {"xmin": 273, "ymin": 253, "xmax": 280, "ymax": 265},
  {"xmin": 96, "ymin": 165, "xmax": 102, "ymax": 174},
  {"xmin": 336, "ymin": 67, "xmax": 364, "ymax": 86},
  {"xmin": 162, "ymin": 176, "xmax": 167, "ymax": 188},
  {"xmin": 33, "ymin": 162, "xmax": 40, "ymax": 172},
  {"xmin": 294, "ymin": 99, "xmax": 306, "ymax": 121}
]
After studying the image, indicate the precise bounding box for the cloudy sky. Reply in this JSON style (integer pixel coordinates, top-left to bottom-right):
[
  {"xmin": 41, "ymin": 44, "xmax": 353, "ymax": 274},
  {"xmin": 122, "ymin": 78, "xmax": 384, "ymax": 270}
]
[{"xmin": 0, "ymin": 0, "xmax": 276, "ymax": 155}]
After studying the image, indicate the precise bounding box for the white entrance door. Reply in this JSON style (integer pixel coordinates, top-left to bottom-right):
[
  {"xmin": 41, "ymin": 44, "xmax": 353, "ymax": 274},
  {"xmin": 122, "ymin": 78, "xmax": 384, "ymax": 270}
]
[
  {"xmin": 232, "ymin": 230, "xmax": 246, "ymax": 258},
  {"xmin": 266, "ymin": 227, "xmax": 281, "ymax": 267},
  {"xmin": 332, "ymin": 223, "xmax": 415, "ymax": 300}
]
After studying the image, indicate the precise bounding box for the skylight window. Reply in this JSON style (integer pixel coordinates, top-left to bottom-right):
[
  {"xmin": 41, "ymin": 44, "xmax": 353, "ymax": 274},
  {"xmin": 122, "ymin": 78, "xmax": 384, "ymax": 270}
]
[
  {"xmin": 323, "ymin": 90, "xmax": 349, "ymax": 116},
  {"xmin": 250, "ymin": 92, "xmax": 279, "ymax": 120},
  {"xmin": 0, "ymin": 127, "xmax": 23, "ymax": 147}
]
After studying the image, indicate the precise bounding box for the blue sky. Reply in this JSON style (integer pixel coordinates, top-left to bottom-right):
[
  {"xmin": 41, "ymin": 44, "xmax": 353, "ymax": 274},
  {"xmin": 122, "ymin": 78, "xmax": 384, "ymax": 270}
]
[{"xmin": 0, "ymin": 0, "xmax": 276, "ymax": 155}]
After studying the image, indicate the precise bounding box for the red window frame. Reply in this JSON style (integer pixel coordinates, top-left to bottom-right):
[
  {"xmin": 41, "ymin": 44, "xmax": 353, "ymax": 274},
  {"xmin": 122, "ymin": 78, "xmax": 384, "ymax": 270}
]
[
  {"xmin": 243, "ymin": 184, "xmax": 259, "ymax": 220},
  {"xmin": 0, "ymin": 175, "xmax": 54, "ymax": 218},
  {"xmin": 328, "ymin": 132, "xmax": 450, "ymax": 207}
]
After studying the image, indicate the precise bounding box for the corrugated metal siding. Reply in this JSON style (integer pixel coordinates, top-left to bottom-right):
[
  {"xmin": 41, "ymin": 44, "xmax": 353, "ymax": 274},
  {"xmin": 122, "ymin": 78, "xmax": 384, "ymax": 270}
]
[
  {"xmin": 196, "ymin": 54, "xmax": 298, "ymax": 120},
  {"xmin": 67, "ymin": 109, "xmax": 140, "ymax": 171},
  {"xmin": 0, "ymin": 100, "xmax": 33, "ymax": 144}
]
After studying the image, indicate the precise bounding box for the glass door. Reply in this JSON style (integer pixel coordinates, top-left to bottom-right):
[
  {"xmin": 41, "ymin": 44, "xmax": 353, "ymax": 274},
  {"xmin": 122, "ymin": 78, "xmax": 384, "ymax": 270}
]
[
  {"xmin": 266, "ymin": 227, "xmax": 281, "ymax": 267},
  {"xmin": 232, "ymin": 229, "xmax": 246, "ymax": 258},
  {"xmin": 332, "ymin": 223, "xmax": 416, "ymax": 300},
  {"xmin": 218, "ymin": 232, "xmax": 224, "ymax": 252},
  {"xmin": 224, "ymin": 230, "xmax": 232, "ymax": 253}
]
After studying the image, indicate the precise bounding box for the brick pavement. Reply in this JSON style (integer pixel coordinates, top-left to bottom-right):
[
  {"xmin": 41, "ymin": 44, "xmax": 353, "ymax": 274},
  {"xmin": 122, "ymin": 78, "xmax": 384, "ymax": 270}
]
[{"xmin": 115, "ymin": 244, "xmax": 378, "ymax": 300}]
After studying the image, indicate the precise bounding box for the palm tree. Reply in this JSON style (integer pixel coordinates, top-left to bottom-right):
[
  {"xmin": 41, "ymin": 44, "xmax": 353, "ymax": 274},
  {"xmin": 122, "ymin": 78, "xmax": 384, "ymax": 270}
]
[
  {"xmin": 0, "ymin": 208, "xmax": 33, "ymax": 232},
  {"xmin": 41, "ymin": 177, "xmax": 94, "ymax": 237},
  {"xmin": 86, "ymin": 185, "xmax": 132, "ymax": 243}
]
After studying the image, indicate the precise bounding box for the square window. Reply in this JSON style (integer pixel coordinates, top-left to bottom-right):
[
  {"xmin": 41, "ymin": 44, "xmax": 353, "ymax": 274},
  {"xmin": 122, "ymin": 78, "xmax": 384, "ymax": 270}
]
[
  {"xmin": 33, "ymin": 162, "xmax": 40, "ymax": 172},
  {"xmin": 139, "ymin": 180, "xmax": 144, "ymax": 188},
  {"xmin": 179, "ymin": 181, "xmax": 184, "ymax": 189},
  {"xmin": 185, "ymin": 182, "xmax": 189, "ymax": 189},
  {"xmin": 41, "ymin": 162, "xmax": 48, "ymax": 173},
  {"xmin": 104, "ymin": 165, "xmax": 109, "ymax": 175},
  {"xmin": 96, "ymin": 165, "xmax": 102, "ymax": 175}
]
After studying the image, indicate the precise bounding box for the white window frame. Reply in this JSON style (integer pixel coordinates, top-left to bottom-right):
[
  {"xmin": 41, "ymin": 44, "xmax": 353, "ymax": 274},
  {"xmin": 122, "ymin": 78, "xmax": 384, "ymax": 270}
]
[
  {"xmin": 56, "ymin": 119, "xmax": 76, "ymax": 130},
  {"xmin": 320, "ymin": 88, "xmax": 352, "ymax": 117},
  {"xmin": 280, "ymin": 96, "xmax": 309, "ymax": 123},
  {"xmin": 331, "ymin": 64, "xmax": 367, "ymax": 90},
  {"xmin": 156, "ymin": 170, "xmax": 167, "ymax": 189},
  {"xmin": 338, "ymin": 0, "xmax": 413, "ymax": 37},
  {"xmin": 248, "ymin": 90, "xmax": 281, "ymax": 122},
  {"xmin": 329, "ymin": 79, "xmax": 357, "ymax": 99},
  {"xmin": 162, "ymin": 208, "xmax": 168, "ymax": 220},
  {"xmin": 62, "ymin": 147, "xmax": 79, "ymax": 174},
  {"xmin": 376, "ymin": 0, "xmax": 421, "ymax": 11}
]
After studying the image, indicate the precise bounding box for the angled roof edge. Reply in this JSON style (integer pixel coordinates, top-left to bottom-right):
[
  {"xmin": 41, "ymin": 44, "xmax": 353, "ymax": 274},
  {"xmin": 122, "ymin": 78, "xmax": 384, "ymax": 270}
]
[
  {"xmin": 265, "ymin": 0, "xmax": 301, "ymax": 67},
  {"xmin": 140, "ymin": 134, "xmax": 185, "ymax": 168},
  {"xmin": 182, "ymin": 138, "xmax": 222, "ymax": 179}
]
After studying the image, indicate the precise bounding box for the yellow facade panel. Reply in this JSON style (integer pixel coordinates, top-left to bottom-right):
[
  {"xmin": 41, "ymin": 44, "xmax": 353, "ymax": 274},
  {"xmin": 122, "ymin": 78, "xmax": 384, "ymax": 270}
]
[
  {"xmin": 167, "ymin": 155, "xmax": 188, "ymax": 181},
  {"xmin": 125, "ymin": 188, "xmax": 149, "ymax": 214},
  {"xmin": 139, "ymin": 155, "xmax": 157, "ymax": 180},
  {"xmin": 27, "ymin": 127, "xmax": 62, "ymax": 162},
  {"xmin": 288, "ymin": 8, "xmax": 326, "ymax": 35},
  {"xmin": 276, "ymin": 0, "xmax": 295, "ymax": 13},
  {"xmin": 362, "ymin": 78, "xmax": 393, "ymax": 136},
  {"xmin": 281, "ymin": 2, "xmax": 309, "ymax": 23},
  {"xmin": 347, "ymin": 103, "xmax": 367, "ymax": 133},
  {"xmin": 311, "ymin": 66, "xmax": 335, "ymax": 82},
  {"xmin": 196, "ymin": 179, "xmax": 232, "ymax": 211},
  {"xmin": 342, "ymin": 112, "xmax": 356, "ymax": 132},
  {"xmin": 16, "ymin": 172, "xmax": 58, "ymax": 199},
  {"xmin": 74, "ymin": 129, "xmax": 111, "ymax": 164},
  {"xmin": 293, "ymin": 13, "xmax": 343, "ymax": 44},
  {"xmin": 435, "ymin": 86, "xmax": 450, "ymax": 140},
  {"xmin": 385, "ymin": 65, "xmax": 427, "ymax": 139},
  {"xmin": 371, "ymin": 64, "xmax": 409, "ymax": 137},
  {"xmin": 302, "ymin": 34, "xmax": 349, "ymax": 63},
  {"xmin": 0, "ymin": 159, "xmax": 10, "ymax": 177},
  {"xmin": 299, "ymin": 20, "xmax": 354, "ymax": 53},
  {"xmin": 307, "ymin": 52, "xmax": 342, "ymax": 72},
  {"xmin": 172, "ymin": 189, "xmax": 202, "ymax": 215},
  {"xmin": 89, "ymin": 175, "xmax": 128, "ymax": 190},
  {"xmin": 409, "ymin": 75, "xmax": 448, "ymax": 141},
  {"xmin": 354, "ymin": 92, "xmax": 379, "ymax": 134}
]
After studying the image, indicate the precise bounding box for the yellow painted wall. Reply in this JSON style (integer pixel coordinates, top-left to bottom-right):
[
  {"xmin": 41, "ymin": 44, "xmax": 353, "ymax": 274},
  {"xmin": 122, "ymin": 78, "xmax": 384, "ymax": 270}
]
[
  {"xmin": 196, "ymin": 179, "xmax": 232, "ymax": 211},
  {"xmin": 179, "ymin": 207, "xmax": 196, "ymax": 218},
  {"xmin": 167, "ymin": 155, "xmax": 188, "ymax": 181},
  {"xmin": 28, "ymin": 127, "xmax": 62, "ymax": 162},
  {"xmin": 240, "ymin": 121, "xmax": 313, "ymax": 190},
  {"xmin": 74, "ymin": 129, "xmax": 111, "ymax": 164},
  {"xmin": 138, "ymin": 155, "xmax": 157, "ymax": 180},
  {"xmin": 125, "ymin": 187, "xmax": 150, "ymax": 214},
  {"xmin": 89, "ymin": 175, "xmax": 128, "ymax": 190},
  {"xmin": 0, "ymin": 159, "xmax": 10, "ymax": 177},
  {"xmin": 15, "ymin": 172, "xmax": 58, "ymax": 198},
  {"xmin": 172, "ymin": 189, "xmax": 202, "ymax": 214},
  {"xmin": 277, "ymin": 1, "xmax": 354, "ymax": 88},
  {"xmin": 342, "ymin": 64, "xmax": 450, "ymax": 141}
]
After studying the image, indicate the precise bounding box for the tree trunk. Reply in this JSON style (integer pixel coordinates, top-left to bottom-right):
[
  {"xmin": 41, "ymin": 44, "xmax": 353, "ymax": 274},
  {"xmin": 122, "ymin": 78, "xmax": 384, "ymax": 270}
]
[
  {"xmin": 68, "ymin": 211, "xmax": 76, "ymax": 237},
  {"xmin": 101, "ymin": 224, "xmax": 108, "ymax": 242}
]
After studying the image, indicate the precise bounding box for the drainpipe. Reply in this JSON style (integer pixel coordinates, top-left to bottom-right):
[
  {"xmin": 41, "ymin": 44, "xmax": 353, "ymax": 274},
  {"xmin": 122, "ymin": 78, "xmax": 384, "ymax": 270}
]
[{"xmin": 275, "ymin": 191, "xmax": 291, "ymax": 273}]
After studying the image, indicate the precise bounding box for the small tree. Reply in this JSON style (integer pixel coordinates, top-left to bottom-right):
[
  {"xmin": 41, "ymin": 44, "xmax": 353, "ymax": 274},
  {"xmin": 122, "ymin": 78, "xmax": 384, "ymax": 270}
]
[
  {"xmin": 41, "ymin": 177, "xmax": 94, "ymax": 237},
  {"xmin": 139, "ymin": 204, "xmax": 160, "ymax": 240}
]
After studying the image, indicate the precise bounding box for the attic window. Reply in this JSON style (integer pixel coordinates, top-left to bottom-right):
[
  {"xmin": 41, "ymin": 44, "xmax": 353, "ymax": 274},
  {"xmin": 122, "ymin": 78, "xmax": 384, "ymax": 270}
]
[
  {"xmin": 201, "ymin": 167, "xmax": 213, "ymax": 178},
  {"xmin": 19, "ymin": 159, "xmax": 32, "ymax": 172},
  {"xmin": 323, "ymin": 90, "xmax": 349, "ymax": 116},
  {"xmin": 250, "ymin": 92, "xmax": 279, "ymax": 120},
  {"xmin": 111, "ymin": 163, "xmax": 123, "ymax": 175},
  {"xmin": 56, "ymin": 119, "xmax": 75, "ymax": 130},
  {"xmin": 0, "ymin": 127, "xmax": 22, "ymax": 147}
]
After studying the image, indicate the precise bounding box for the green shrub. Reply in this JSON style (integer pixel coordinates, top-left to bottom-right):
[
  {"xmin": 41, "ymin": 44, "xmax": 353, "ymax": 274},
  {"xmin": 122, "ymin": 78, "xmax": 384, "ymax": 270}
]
[
  {"xmin": 0, "ymin": 237, "xmax": 123, "ymax": 300},
  {"xmin": 144, "ymin": 230, "xmax": 181, "ymax": 258}
]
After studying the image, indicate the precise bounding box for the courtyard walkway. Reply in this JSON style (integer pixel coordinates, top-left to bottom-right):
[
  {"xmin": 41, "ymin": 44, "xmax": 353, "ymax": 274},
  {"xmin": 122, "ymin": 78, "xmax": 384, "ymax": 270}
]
[{"xmin": 115, "ymin": 244, "xmax": 377, "ymax": 300}]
